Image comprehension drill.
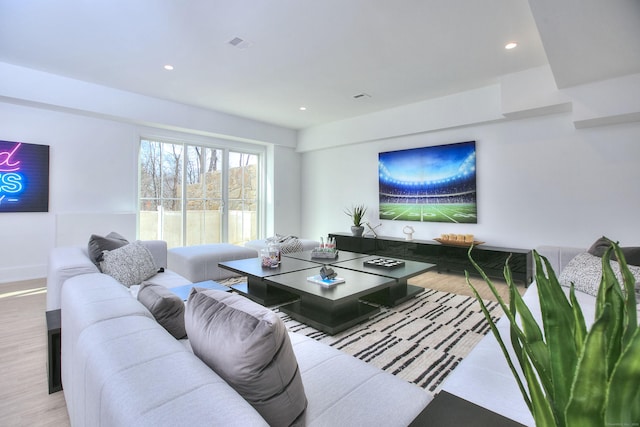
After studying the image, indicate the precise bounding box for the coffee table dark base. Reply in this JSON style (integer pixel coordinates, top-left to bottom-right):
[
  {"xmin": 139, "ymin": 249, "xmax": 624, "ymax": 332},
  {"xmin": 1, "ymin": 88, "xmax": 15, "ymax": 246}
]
[
  {"xmin": 279, "ymin": 299, "xmax": 380, "ymax": 335},
  {"xmin": 360, "ymin": 281, "xmax": 424, "ymax": 307},
  {"xmin": 231, "ymin": 279, "xmax": 299, "ymax": 307}
]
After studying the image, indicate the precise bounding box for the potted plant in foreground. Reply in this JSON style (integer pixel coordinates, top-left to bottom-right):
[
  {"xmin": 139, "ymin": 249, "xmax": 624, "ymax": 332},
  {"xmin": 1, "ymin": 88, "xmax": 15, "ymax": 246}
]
[
  {"xmin": 467, "ymin": 240, "xmax": 639, "ymax": 427},
  {"xmin": 344, "ymin": 204, "xmax": 367, "ymax": 237}
]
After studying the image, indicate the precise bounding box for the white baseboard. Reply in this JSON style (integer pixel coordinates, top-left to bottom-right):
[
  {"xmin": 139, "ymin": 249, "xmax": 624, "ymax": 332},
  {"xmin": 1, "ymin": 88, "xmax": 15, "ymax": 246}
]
[{"xmin": 0, "ymin": 264, "xmax": 46, "ymax": 284}]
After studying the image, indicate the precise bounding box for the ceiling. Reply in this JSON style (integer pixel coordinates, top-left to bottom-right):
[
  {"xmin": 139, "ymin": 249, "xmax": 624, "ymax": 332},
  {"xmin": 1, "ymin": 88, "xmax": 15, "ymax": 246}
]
[{"xmin": 1, "ymin": 0, "xmax": 639, "ymax": 130}]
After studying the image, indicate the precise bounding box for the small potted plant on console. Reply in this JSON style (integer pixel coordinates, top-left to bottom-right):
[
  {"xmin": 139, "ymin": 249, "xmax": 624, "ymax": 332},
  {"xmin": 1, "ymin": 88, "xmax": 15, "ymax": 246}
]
[{"xmin": 344, "ymin": 204, "xmax": 367, "ymax": 237}]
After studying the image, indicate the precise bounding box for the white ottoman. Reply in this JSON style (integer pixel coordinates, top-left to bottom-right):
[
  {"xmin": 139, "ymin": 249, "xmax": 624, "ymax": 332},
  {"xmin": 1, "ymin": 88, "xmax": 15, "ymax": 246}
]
[{"xmin": 167, "ymin": 244, "xmax": 258, "ymax": 282}]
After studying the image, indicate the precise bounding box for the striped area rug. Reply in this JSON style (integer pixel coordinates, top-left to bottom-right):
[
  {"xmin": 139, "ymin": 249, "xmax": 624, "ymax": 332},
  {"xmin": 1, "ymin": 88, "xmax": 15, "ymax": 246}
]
[{"xmin": 277, "ymin": 288, "xmax": 503, "ymax": 395}]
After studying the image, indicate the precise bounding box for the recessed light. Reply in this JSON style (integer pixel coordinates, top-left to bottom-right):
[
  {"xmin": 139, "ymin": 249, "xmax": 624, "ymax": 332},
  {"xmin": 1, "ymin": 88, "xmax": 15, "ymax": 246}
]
[
  {"xmin": 505, "ymin": 42, "xmax": 518, "ymax": 50},
  {"xmin": 299, "ymin": 106, "xmax": 307, "ymax": 111},
  {"xmin": 164, "ymin": 64, "xmax": 174, "ymax": 71}
]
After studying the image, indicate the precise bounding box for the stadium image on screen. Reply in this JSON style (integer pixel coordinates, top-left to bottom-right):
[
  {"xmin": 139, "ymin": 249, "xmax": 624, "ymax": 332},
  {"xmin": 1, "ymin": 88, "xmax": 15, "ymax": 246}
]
[{"xmin": 378, "ymin": 141, "xmax": 476, "ymax": 223}]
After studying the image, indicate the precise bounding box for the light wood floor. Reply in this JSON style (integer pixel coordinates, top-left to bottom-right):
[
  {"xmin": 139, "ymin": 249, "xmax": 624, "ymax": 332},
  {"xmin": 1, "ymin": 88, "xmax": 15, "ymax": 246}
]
[
  {"xmin": 409, "ymin": 270, "xmax": 525, "ymax": 302},
  {"xmin": 0, "ymin": 278, "xmax": 70, "ymax": 427},
  {"xmin": 0, "ymin": 272, "xmax": 522, "ymax": 426}
]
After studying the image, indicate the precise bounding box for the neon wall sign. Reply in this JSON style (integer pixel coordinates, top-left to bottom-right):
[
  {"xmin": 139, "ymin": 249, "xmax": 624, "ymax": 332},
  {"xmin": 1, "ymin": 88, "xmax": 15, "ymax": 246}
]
[{"xmin": 0, "ymin": 140, "xmax": 49, "ymax": 212}]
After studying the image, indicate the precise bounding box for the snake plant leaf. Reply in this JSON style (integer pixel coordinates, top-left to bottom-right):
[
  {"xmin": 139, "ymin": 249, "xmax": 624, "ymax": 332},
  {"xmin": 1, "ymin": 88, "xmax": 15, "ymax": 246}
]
[
  {"xmin": 565, "ymin": 304, "xmax": 611, "ymax": 427},
  {"xmin": 466, "ymin": 274, "xmax": 532, "ymax": 410},
  {"xmin": 611, "ymin": 243, "xmax": 639, "ymax": 345},
  {"xmin": 534, "ymin": 252, "xmax": 580, "ymax": 421},
  {"xmin": 467, "ymin": 240, "xmax": 639, "ymax": 427},
  {"xmin": 522, "ymin": 353, "xmax": 558, "ymax": 427},
  {"xmin": 605, "ymin": 328, "xmax": 640, "ymax": 426},
  {"xmin": 467, "ymin": 250, "xmax": 552, "ymax": 388},
  {"xmin": 568, "ymin": 285, "xmax": 587, "ymax": 350},
  {"xmin": 599, "ymin": 248, "xmax": 625, "ymax": 377}
]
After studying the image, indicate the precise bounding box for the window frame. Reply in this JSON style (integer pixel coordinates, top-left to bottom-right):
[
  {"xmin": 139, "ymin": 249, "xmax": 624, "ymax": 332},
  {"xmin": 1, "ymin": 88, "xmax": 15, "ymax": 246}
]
[{"xmin": 137, "ymin": 131, "xmax": 266, "ymax": 247}]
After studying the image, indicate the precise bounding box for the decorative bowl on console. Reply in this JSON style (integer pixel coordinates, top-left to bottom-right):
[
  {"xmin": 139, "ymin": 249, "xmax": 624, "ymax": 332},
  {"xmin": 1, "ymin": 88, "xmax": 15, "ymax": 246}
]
[{"xmin": 435, "ymin": 233, "xmax": 484, "ymax": 247}]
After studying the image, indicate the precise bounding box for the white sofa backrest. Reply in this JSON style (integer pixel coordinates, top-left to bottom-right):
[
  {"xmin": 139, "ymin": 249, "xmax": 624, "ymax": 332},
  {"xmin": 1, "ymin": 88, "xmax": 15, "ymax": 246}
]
[
  {"xmin": 535, "ymin": 246, "xmax": 584, "ymax": 277},
  {"xmin": 46, "ymin": 240, "xmax": 169, "ymax": 311}
]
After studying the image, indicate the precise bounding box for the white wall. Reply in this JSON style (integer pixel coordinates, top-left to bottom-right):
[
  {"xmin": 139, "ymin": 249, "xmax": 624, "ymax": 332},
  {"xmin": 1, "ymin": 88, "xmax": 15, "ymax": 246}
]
[
  {"xmin": 273, "ymin": 145, "xmax": 303, "ymax": 237},
  {"xmin": 0, "ymin": 66, "xmax": 300, "ymax": 283},
  {"xmin": 0, "ymin": 103, "xmax": 138, "ymax": 281},
  {"xmin": 300, "ymin": 73, "xmax": 640, "ymax": 250}
]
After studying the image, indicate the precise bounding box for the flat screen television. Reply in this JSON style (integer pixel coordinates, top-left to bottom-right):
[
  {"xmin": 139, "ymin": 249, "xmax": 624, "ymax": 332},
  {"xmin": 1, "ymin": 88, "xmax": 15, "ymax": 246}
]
[
  {"xmin": 378, "ymin": 140, "xmax": 476, "ymax": 223},
  {"xmin": 0, "ymin": 140, "xmax": 50, "ymax": 213}
]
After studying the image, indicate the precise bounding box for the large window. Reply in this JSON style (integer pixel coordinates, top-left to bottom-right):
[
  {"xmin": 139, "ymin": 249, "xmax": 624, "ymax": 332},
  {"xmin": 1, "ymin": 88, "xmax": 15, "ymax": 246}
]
[{"xmin": 139, "ymin": 138, "xmax": 260, "ymax": 247}]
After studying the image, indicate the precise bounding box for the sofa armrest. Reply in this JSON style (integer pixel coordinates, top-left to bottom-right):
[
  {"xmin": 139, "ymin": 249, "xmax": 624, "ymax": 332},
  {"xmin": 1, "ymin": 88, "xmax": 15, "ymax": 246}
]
[
  {"xmin": 141, "ymin": 240, "xmax": 168, "ymax": 269},
  {"xmin": 47, "ymin": 246, "xmax": 99, "ymax": 311}
]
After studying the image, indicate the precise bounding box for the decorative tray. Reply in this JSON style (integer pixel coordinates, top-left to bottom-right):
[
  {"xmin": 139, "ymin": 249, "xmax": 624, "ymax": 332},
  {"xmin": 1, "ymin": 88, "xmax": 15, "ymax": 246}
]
[
  {"xmin": 434, "ymin": 238, "xmax": 485, "ymax": 247},
  {"xmin": 311, "ymin": 249, "xmax": 339, "ymax": 259},
  {"xmin": 363, "ymin": 258, "xmax": 405, "ymax": 269},
  {"xmin": 307, "ymin": 275, "xmax": 345, "ymax": 288}
]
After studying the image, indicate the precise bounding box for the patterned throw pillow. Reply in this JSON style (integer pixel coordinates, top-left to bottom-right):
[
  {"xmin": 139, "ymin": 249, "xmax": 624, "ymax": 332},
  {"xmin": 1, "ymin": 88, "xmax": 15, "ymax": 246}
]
[
  {"xmin": 558, "ymin": 252, "xmax": 640, "ymax": 297},
  {"xmin": 100, "ymin": 241, "xmax": 158, "ymax": 287},
  {"xmin": 267, "ymin": 234, "xmax": 304, "ymax": 254}
]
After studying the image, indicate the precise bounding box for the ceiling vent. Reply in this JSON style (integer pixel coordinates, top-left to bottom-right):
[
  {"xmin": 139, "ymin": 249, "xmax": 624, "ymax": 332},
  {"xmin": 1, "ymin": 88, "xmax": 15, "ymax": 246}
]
[
  {"xmin": 228, "ymin": 37, "xmax": 252, "ymax": 49},
  {"xmin": 353, "ymin": 93, "xmax": 371, "ymax": 99}
]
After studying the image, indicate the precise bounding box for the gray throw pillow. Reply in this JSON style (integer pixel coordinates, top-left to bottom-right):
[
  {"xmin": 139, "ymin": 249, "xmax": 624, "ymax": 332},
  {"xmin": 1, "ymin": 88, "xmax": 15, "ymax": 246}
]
[
  {"xmin": 100, "ymin": 241, "xmax": 158, "ymax": 287},
  {"xmin": 185, "ymin": 289, "xmax": 307, "ymax": 426},
  {"xmin": 587, "ymin": 236, "xmax": 640, "ymax": 267},
  {"xmin": 138, "ymin": 282, "xmax": 186, "ymax": 339},
  {"xmin": 88, "ymin": 231, "xmax": 129, "ymax": 267},
  {"xmin": 558, "ymin": 252, "xmax": 640, "ymax": 297}
]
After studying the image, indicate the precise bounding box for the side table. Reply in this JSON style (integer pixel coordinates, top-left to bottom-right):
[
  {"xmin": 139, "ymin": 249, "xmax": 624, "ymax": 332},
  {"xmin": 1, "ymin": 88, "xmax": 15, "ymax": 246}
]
[{"xmin": 46, "ymin": 309, "xmax": 62, "ymax": 393}]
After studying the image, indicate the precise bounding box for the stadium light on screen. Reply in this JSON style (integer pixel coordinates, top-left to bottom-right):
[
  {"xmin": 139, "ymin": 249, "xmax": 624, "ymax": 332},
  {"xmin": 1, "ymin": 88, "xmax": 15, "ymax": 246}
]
[{"xmin": 378, "ymin": 141, "xmax": 477, "ymax": 223}]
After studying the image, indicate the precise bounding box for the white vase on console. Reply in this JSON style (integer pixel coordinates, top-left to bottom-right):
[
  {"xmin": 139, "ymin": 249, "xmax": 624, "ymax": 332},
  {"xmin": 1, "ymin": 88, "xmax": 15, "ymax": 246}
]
[{"xmin": 403, "ymin": 226, "xmax": 415, "ymax": 241}]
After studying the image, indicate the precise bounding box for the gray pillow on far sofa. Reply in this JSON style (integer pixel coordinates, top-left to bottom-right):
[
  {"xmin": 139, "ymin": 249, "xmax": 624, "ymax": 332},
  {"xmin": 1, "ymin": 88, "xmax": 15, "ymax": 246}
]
[
  {"xmin": 88, "ymin": 231, "xmax": 129, "ymax": 268},
  {"xmin": 588, "ymin": 236, "xmax": 640, "ymax": 267},
  {"xmin": 138, "ymin": 282, "xmax": 186, "ymax": 339},
  {"xmin": 185, "ymin": 288, "xmax": 307, "ymax": 426},
  {"xmin": 100, "ymin": 241, "xmax": 158, "ymax": 287}
]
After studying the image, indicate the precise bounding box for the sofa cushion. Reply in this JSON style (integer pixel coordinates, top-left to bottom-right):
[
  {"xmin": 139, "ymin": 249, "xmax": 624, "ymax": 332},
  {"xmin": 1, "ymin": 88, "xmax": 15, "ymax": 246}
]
[
  {"xmin": 558, "ymin": 252, "xmax": 640, "ymax": 297},
  {"xmin": 88, "ymin": 231, "xmax": 129, "ymax": 267},
  {"xmin": 185, "ymin": 289, "xmax": 307, "ymax": 426},
  {"xmin": 101, "ymin": 241, "xmax": 158, "ymax": 287},
  {"xmin": 588, "ymin": 236, "xmax": 640, "ymax": 266},
  {"xmin": 138, "ymin": 282, "xmax": 186, "ymax": 339}
]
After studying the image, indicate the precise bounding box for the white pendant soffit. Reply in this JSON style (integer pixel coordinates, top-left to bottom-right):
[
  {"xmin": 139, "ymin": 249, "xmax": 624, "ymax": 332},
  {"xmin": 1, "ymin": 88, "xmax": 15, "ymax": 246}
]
[{"xmin": 528, "ymin": 0, "xmax": 640, "ymax": 88}]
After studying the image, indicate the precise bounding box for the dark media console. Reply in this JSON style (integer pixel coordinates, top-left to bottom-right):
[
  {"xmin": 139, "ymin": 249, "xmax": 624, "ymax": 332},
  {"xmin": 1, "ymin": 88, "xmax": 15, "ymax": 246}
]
[{"xmin": 329, "ymin": 232, "xmax": 533, "ymax": 285}]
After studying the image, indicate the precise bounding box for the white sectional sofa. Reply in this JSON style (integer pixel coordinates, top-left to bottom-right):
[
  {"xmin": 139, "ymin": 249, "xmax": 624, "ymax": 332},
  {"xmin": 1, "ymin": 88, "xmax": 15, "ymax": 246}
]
[
  {"xmin": 50, "ymin": 240, "xmax": 432, "ymax": 426},
  {"xmin": 47, "ymin": 240, "xmax": 189, "ymax": 311}
]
